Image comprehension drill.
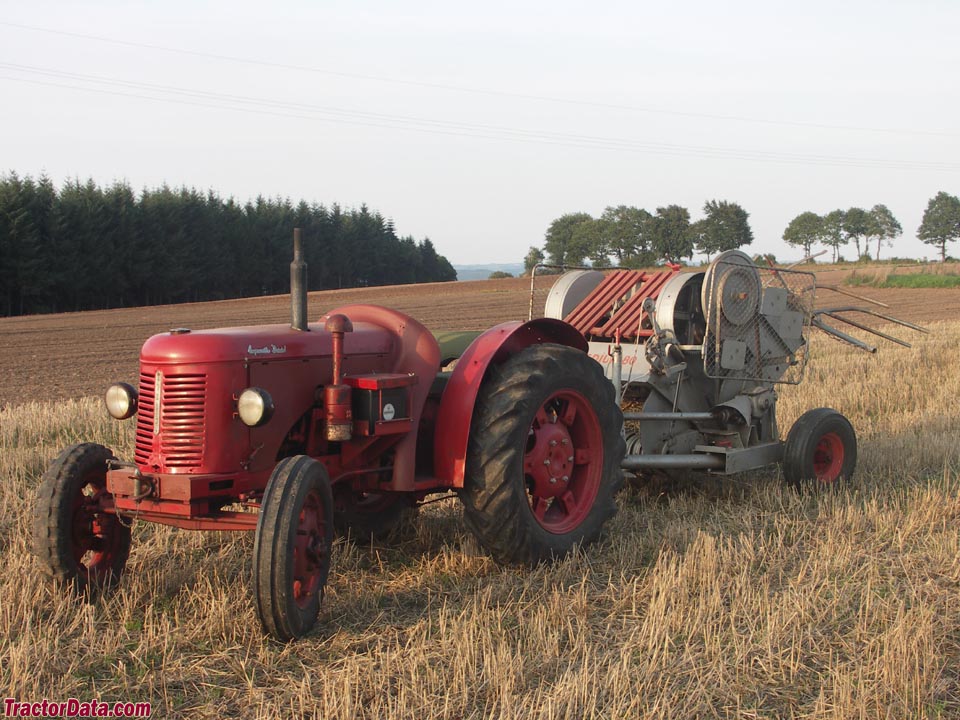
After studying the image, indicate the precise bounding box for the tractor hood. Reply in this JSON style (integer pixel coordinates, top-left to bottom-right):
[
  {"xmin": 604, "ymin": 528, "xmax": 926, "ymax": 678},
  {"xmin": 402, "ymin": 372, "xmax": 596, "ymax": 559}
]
[{"xmin": 141, "ymin": 322, "xmax": 394, "ymax": 364}]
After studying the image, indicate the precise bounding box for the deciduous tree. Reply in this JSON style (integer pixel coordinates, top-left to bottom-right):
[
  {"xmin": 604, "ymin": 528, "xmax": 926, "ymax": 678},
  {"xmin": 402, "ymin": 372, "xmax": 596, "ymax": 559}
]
[
  {"xmin": 917, "ymin": 191, "xmax": 960, "ymax": 262},
  {"xmin": 867, "ymin": 204, "xmax": 901, "ymax": 261},
  {"xmin": 523, "ymin": 246, "xmax": 545, "ymax": 274},
  {"xmin": 543, "ymin": 212, "xmax": 594, "ymax": 266},
  {"xmin": 841, "ymin": 207, "xmax": 872, "ymax": 260},
  {"xmin": 821, "ymin": 210, "xmax": 847, "ymax": 262},
  {"xmin": 694, "ymin": 200, "xmax": 753, "ymax": 258},
  {"xmin": 649, "ymin": 205, "xmax": 693, "ymax": 262},
  {"xmin": 782, "ymin": 212, "xmax": 823, "ymax": 257},
  {"xmin": 573, "ymin": 218, "xmax": 612, "ymax": 268},
  {"xmin": 600, "ymin": 205, "xmax": 653, "ymax": 266}
]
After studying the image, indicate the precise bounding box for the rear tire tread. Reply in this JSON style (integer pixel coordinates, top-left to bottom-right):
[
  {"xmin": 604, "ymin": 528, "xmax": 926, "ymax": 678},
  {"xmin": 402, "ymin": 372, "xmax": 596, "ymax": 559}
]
[{"xmin": 460, "ymin": 344, "xmax": 625, "ymax": 565}]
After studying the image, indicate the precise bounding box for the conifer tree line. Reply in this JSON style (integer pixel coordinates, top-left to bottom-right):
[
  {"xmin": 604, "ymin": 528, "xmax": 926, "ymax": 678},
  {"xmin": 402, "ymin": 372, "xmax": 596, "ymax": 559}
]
[{"xmin": 0, "ymin": 172, "xmax": 457, "ymax": 317}]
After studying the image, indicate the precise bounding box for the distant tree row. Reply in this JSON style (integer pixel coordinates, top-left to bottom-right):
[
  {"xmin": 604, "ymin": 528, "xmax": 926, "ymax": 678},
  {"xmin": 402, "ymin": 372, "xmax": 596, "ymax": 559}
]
[
  {"xmin": 782, "ymin": 205, "xmax": 902, "ymax": 262},
  {"xmin": 0, "ymin": 173, "xmax": 456, "ymax": 317},
  {"xmin": 525, "ymin": 200, "xmax": 753, "ymax": 272},
  {"xmin": 783, "ymin": 192, "xmax": 960, "ymax": 263}
]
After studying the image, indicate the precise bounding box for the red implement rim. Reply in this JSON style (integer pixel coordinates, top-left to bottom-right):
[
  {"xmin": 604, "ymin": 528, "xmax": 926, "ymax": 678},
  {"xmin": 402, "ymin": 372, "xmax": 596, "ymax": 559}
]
[
  {"xmin": 292, "ymin": 490, "xmax": 327, "ymax": 609},
  {"xmin": 70, "ymin": 475, "xmax": 124, "ymax": 582},
  {"xmin": 813, "ymin": 431, "xmax": 845, "ymax": 483},
  {"xmin": 522, "ymin": 389, "xmax": 603, "ymax": 534}
]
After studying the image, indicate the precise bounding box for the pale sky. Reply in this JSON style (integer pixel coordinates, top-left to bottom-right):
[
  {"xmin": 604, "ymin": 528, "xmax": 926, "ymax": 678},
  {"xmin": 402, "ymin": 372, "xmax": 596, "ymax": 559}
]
[{"xmin": 2, "ymin": 1, "xmax": 958, "ymax": 265}]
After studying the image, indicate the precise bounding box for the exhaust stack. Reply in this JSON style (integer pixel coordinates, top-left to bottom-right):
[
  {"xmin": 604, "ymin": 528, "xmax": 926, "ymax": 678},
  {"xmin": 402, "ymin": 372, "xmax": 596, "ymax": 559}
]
[{"xmin": 291, "ymin": 227, "xmax": 308, "ymax": 331}]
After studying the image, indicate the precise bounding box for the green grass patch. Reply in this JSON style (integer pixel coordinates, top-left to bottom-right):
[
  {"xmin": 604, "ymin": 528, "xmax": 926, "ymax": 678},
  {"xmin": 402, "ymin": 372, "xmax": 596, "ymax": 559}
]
[{"xmin": 845, "ymin": 273, "xmax": 960, "ymax": 289}]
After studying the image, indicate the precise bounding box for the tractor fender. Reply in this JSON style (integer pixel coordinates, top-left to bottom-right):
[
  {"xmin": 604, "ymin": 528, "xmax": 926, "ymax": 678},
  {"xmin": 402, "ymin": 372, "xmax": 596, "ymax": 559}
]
[{"xmin": 433, "ymin": 318, "xmax": 588, "ymax": 487}]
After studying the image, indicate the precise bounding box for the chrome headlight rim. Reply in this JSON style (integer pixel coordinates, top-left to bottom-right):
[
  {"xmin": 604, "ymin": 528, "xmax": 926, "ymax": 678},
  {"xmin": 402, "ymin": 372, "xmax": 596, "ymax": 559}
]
[
  {"xmin": 105, "ymin": 382, "xmax": 138, "ymax": 420},
  {"xmin": 237, "ymin": 387, "xmax": 275, "ymax": 427}
]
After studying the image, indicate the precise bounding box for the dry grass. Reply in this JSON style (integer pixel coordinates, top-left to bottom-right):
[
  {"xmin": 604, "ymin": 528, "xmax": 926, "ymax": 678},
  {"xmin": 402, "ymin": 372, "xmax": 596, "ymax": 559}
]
[{"xmin": 2, "ymin": 323, "xmax": 959, "ymax": 718}]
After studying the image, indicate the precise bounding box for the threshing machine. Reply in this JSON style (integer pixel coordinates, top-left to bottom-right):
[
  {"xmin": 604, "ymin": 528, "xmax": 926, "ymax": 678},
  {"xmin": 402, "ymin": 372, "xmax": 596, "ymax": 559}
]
[{"xmin": 541, "ymin": 249, "xmax": 925, "ymax": 486}]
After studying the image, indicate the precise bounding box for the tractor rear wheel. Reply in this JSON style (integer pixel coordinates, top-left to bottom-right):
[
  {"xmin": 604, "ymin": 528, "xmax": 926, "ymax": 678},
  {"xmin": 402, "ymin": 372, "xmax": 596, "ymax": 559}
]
[
  {"xmin": 783, "ymin": 408, "xmax": 857, "ymax": 490},
  {"xmin": 460, "ymin": 344, "xmax": 625, "ymax": 565},
  {"xmin": 253, "ymin": 455, "xmax": 334, "ymax": 641},
  {"xmin": 33, "ymin": 442, "xmax": 131, "ymax": 594}
]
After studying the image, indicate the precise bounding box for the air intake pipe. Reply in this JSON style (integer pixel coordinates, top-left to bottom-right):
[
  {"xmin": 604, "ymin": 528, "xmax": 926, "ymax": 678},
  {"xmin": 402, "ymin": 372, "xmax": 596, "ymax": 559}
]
[
  {"xmin": 291, "ymin": 227, "xmax": 308, "ymax": 331},
  {"xmin": 324, "ymin": 313, "xmax": 354, "ymax": 442}
]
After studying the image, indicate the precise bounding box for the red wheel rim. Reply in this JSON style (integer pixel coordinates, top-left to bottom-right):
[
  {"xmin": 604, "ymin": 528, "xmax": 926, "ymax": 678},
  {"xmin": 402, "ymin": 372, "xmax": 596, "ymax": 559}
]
[
  {"xmin": 522, "ymin": 389, "xmax": 603, "ymax": 534},
  {"xmin": 813, "ymin": 432, "xmax": 844, "ymax": 483},
  {"xmin": 70, "ymin": 474, "xmax": 124, "ymax": 583},
  {"xmin": 292, "ymin": 490, "xmax": 327, "ymax": 609}
]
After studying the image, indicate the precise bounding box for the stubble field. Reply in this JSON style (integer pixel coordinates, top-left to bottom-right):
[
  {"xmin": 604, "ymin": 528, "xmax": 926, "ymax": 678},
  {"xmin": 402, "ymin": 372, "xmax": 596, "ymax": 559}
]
[{"xmin": 1, "ymin": 271, "xmax": 959, "ymax": 718}]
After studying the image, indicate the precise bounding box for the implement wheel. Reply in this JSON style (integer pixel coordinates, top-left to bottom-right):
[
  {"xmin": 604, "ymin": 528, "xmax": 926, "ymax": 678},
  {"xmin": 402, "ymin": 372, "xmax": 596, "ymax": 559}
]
[
  {"xmin": 460, "ymin": 344, "xmax": 625, "ymax": 564},
  {"xmin": 253, "ymin": 455, "xmax": 334, "ymax": 641},
  {"xmin": 33, "ymin": 443, "xmax": 131, "ymax": 594},
  {"xmin": 783, "ymin": 408, "xmax": 857, "ymax": 490}
]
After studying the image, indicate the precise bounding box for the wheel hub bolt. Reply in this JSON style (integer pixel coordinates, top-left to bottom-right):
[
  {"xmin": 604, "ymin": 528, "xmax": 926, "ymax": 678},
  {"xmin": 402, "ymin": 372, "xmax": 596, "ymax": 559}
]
[
  {"xmin": 568, "ymin": 456, "xmax": 574, "ymax": 462},
  {"xmin": 562, "ymin": 475, "xmax": 569, "ymax": 482},
  {"xmin": 550, "ymin": 440, "xmax": 557, "ymax": 447},
  {"xmin": 549, "ymin": 477, "xmax": 557, "ymax": 484},
  {"xmin": 543, "ymin": 459, "xmax": 551, "ymax": 466}
]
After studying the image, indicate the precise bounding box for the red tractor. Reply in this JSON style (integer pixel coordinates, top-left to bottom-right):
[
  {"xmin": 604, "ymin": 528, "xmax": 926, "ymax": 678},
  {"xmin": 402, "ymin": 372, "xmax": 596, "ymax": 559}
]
[{"xmin": 33, "ymin": 230, "xmax": 625, "ymax": 640}]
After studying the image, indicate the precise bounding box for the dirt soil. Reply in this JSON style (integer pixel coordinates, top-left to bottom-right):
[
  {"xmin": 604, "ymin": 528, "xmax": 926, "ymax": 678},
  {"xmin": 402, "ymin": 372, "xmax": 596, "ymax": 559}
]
[{"xmin": 1, "ymin": 271, "xmax": 956, "ymax": 408}]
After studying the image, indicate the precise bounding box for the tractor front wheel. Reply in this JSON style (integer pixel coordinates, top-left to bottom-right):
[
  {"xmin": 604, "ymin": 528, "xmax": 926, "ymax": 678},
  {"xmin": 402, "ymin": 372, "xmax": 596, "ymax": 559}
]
[
  {"xmin": 33, "ymin": 442, "xmax": 131, "ymax": 594},
  {"xmin": 460, "ymin": 344, "xmax": 625, "ymax": 565},
  {"xmin": 783, "ymin": 408, "xmax": 857, "ymax": 490},
  {"xmin": 253, "ymin": 455, "xmax": 334, "ymax": 641}
]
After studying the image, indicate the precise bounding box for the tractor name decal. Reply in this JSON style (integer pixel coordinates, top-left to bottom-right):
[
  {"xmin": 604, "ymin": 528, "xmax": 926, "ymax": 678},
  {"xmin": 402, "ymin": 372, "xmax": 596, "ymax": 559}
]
[{"xmin": 247, "ymin": 344, "xmax": 287, "ymax": 356}]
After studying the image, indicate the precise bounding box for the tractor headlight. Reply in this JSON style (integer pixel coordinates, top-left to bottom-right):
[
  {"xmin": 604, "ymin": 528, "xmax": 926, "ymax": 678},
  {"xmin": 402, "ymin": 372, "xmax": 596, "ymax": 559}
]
[
  {"xmin": 105, "ymin": 382, "xmax": 138, "ymax": 420},
  {"xmin": 238, "ymin": 387, "xmax": 275, "ymax": 427}
]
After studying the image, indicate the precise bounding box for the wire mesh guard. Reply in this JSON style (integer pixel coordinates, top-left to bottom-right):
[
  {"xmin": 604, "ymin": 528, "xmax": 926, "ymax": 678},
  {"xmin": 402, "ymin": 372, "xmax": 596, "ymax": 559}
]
[{"xmin": 702, "ymin": 260, "xmax": 815, "ymax": 384}]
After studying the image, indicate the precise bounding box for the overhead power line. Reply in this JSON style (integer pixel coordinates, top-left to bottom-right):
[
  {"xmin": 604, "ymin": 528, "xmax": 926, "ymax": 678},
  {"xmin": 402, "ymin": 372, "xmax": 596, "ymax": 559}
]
[
  {"xmin": 1, "ymin": 19, "xmax": 957, "ymax": 140},
  {"xmin": 1, "ymin": 62, "xmax": 957, "ymax": 173}
]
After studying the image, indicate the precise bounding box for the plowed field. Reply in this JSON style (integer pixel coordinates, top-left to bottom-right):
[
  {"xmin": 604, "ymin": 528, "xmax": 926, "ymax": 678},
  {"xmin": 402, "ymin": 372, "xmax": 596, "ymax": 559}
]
[{"xmin": 1, "ymin": 272, "xmax": 957, "ymax": 407}]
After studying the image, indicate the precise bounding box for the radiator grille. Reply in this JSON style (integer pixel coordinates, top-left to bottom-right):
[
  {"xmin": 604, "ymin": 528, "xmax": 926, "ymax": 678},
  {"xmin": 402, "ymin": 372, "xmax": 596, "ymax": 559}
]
[
  {"xmin": 134, "ymin": 371, "xmax": 207, "ymax": 469},
  {"xmin": 134, "ymin": 372, "xmax": 155, "ymax": 466}
]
